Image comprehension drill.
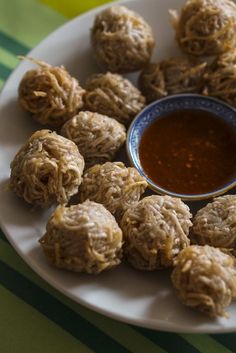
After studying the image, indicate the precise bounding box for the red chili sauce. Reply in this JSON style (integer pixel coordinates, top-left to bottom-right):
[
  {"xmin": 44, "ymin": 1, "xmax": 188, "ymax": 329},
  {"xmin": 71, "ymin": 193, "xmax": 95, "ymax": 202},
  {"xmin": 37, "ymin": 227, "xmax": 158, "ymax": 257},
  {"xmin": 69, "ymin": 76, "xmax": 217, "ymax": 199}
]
[{"xmin": 139, "ymin": 110, "xmax": 236, "ymax": 195}]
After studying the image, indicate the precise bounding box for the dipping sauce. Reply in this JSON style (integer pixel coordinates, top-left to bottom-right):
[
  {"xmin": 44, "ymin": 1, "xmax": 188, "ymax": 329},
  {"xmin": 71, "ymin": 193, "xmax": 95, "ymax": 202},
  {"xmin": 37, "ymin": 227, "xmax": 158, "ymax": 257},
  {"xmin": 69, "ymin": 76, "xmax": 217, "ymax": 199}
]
[{"xmin": 139, "ymin": 110, "xmax": 236, "ymax": 195}]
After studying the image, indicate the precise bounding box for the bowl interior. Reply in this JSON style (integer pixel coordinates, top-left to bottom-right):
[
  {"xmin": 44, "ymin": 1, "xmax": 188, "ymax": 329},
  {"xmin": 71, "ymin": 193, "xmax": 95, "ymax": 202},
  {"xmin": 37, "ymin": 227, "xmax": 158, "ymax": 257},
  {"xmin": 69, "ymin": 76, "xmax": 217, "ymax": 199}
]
[{"xmin": 127, "ymin": 94, "xmax": 236, "ymax": 200}]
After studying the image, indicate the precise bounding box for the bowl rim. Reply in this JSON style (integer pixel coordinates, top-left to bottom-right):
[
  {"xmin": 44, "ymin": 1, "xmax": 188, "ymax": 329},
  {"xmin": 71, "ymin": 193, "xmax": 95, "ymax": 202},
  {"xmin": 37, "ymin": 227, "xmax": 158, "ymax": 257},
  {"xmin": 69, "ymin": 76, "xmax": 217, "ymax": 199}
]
[{"xmin": 126, "ymin": 93, "xmax": 236, "ymax": 201}]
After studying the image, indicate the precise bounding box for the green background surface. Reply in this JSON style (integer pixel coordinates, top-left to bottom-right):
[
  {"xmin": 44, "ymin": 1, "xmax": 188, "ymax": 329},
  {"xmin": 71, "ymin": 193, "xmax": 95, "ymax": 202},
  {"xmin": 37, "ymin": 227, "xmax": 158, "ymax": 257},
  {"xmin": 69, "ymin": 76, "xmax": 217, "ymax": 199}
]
[{"xmin": 0, "ymin": 1, "xmax": 236, "ymax": 352}]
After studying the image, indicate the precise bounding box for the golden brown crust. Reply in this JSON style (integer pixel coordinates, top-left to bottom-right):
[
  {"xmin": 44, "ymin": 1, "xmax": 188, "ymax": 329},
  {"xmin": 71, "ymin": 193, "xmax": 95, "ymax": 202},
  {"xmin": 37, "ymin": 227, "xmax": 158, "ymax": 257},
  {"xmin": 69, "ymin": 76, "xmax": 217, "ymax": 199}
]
[
  {"xmin": 121, "ymin": 195, "xmax": 192, "ymax": 270},
  {"xmin": 61, "ymin": 111, "xmax": 126, "ymax": 168},
  {"xmin": 170, "ymin": 0, "xmax": 236, "ymax": 56},
  {"xmin": 84, "ymin": 72, "xmax": 145, "ymax": 126},
  {"xmin": 39, "ymin": 200, "xmax": 123, "ymax": 274},
  {"xmin": 139, "ymin": 58, "xmax": 206, "ymax": 103},
  {"xmin": 203, "ymin": 49, "xmax": 236, "ymax": 107},
  {"xmin": 192, "ymin": 195, "xmax": 236, "ymax": 249},
  {"xmin": 18, "ymin": 58, "xmax": 85, "ymax": 128},
  {"xmin": 91, "ymin": 6, "xmax": 155, "ymax": 73},
  {"xmin": 172, "ymin": 245, "xmax": 236, "ymax": 317},
  {"xmin": 80, "ymin": 162, "xmax": 147, "ymax": 220},
  {"xmin": 10, "ymin": 130, "xmax": 84, "ymax": 207}
]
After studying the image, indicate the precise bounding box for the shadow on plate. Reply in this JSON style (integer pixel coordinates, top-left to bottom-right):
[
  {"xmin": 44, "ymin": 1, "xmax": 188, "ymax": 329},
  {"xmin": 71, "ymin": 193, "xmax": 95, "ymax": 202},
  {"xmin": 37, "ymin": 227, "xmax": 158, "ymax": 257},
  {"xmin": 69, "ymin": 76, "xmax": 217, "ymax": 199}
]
[{"xmin": 144, "ymin": 285, "xmax": 219, "ymax": 326}]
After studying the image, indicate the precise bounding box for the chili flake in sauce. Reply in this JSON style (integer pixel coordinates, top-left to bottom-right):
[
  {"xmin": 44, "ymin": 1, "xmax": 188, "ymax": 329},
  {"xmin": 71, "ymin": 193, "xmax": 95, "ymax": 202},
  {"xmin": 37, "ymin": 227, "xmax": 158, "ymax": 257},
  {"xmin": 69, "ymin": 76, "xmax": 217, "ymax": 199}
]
[{"xmin": 139, "ymin": 110, "xmax": 236, "ymax": 195}]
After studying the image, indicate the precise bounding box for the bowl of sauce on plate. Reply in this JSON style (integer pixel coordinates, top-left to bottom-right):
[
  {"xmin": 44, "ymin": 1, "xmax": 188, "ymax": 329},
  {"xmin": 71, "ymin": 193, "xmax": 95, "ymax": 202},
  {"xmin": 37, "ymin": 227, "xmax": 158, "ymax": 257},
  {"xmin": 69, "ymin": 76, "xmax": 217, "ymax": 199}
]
[{"xmin": 127, "ymin": 94, "xmax": 236, "ymax": 200}]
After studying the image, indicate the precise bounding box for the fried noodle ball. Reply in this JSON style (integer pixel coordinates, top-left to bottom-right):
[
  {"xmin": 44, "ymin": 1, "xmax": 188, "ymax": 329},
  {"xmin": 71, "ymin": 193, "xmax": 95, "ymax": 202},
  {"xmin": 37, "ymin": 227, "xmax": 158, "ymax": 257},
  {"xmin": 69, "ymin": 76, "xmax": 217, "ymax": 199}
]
[
  {"xmin": 192, "ymin": 195, "xmax": 236, "ymax": 249},
  {"xmin": 172, "ymin": 245, "xmax": 236, "ymax": 317},
  {"xmin": 61, "ymin": 111, "xmax": 126, "ymax": 168},
  {"xmin": 91, "ymin": 5, "xmax": 155, "ymax": 73},
  {"xmin": 170, "ymin": 0, "xmax": 236, "ymax": 56},
  {"xmin": 10, "ymin": 130, "xmax": 84, "ymax": 207},
  {"xmin": 39, "ymin": 200, "xmax": 123, "ymax": 274},
  {"xmin": 80, "ymin": 162, "xmax": 148, "ymax": 220},
  {"xmin": 139, "ymin": 58, "xmax": 206, "ymax": 103},
  {"xmin": 84, "ymin": 72, "xmax": 146, "ymax": 126},
  {"xmin": 18, "ymin": 58, "xmax": 85, "ymax": 128},
  {"xmin": 203, "ymin": 49, "xmax": 236, "ymax": 107},
  {"xmin": 121, "ymin": 195, "xmax": 192, "ymax": 270}
]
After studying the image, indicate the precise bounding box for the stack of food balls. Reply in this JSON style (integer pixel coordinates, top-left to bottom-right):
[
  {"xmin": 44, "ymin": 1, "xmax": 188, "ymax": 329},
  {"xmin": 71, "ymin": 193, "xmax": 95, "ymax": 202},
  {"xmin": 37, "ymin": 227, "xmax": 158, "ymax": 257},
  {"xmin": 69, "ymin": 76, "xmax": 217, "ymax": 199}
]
[
  {"xmin": 11, "ymin": 5, "xmax": 153, "ymax": 275},
  {"xmin": 168, "ymin": 0, "xmax": 236, "ymax": 318},
  {"xmin": 9, "ymin": 0, "xmax": 236, "ymax": 319}
]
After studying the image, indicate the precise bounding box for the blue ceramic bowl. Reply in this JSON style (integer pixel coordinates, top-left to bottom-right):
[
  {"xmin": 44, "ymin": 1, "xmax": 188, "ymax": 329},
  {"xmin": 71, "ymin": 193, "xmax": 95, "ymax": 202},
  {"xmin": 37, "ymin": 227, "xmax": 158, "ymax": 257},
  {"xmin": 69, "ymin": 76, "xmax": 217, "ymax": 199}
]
[{"xmin": 127, "ymin": 94, "xmax": 236, "ymax": 201}]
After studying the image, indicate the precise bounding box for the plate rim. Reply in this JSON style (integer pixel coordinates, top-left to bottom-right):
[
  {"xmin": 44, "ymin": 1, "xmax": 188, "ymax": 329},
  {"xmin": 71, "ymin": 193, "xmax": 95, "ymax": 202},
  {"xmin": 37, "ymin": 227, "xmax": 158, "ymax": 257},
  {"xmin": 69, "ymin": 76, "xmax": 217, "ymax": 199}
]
[{"xmin": 1, "ymin": 0, "xmax": 236, "ymax": 334}]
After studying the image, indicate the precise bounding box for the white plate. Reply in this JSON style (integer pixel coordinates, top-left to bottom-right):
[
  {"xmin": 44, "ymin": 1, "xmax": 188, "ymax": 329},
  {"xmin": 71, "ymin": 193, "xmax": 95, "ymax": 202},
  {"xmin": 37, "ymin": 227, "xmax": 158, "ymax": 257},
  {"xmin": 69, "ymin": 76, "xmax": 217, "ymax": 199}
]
[{"xmin": 1, "ymin": 0, "xmax": 236, "ymax": 333}]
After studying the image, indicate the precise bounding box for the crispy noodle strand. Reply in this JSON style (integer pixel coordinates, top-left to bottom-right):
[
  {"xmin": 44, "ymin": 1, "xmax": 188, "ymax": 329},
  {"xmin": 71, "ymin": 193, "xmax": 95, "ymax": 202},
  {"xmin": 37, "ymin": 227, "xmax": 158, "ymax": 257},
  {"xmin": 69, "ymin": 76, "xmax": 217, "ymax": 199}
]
[
  {"xmin": 170, "ymin": 0, "xmax": 236, "ymax": 56},
  {"xmin": 91, "ymin": 6, "xmax": 155, "ymax": 73},
  {"xmin": 84, "ymin": 72, "xmax": 145, "ymax": 126},
  {"xmin": 10, "ymin": 130, "xmax": 84, "ymax": 207},
  {"xmin": 61, "ymin": 111, "xmax": 126, "ymax": 168},
  {"xmin": 192, "ymin": 195, "xmax": 236, "ymax": 249},
  {"xmin": 172, "ymin": 245, "xmax": 236, "ymax": 317},
  {"xmin": 139, "ymin": 57, "xmax": 206, "ymax": 103},
  {"xmin": 39, "ymin": 200, "xmax": 123, "ymax": 274},
  {"xmin": 203, "ymin": 49, "xmax": 236, "ymax": 107},
  {"xmin": 80, "ymin": 162, "xmax": 147, "ymax": 220},
  {"xmin": 121, "ymin": 195, "xmax": 192, "ymax": 270},
  {"xmin": 18, "ymin": 57, "xmax": 85, "ymax": 127}
]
